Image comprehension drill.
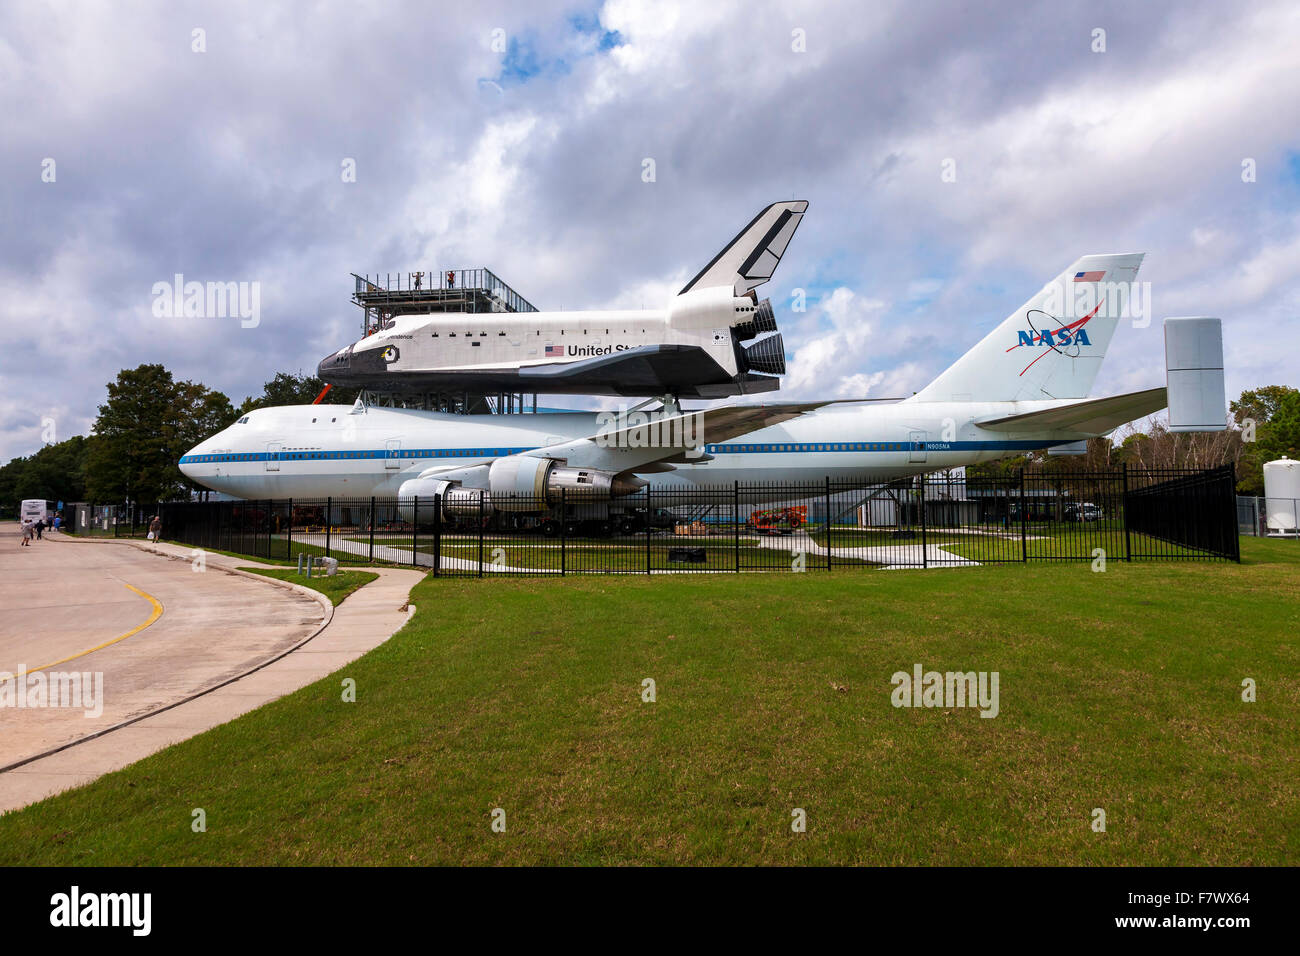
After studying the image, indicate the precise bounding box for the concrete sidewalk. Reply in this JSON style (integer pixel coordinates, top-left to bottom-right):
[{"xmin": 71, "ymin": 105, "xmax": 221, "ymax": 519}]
[
  {"xmin": 0, "ymin": 533, "xmax": 424, "ymax": 815},
  {"xmin": 753, "ymin": 529, "xmax": 981, "ymax": 568}
]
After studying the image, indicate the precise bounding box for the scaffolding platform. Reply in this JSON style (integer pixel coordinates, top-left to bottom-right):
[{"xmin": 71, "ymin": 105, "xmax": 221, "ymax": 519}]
[
  {"xmin": 349, "ymin": 267, "xmax": 541, "ymax": 413},
  {"xmin": 353, "ymin": 267, "xmax": 537, "ymax": 335}
]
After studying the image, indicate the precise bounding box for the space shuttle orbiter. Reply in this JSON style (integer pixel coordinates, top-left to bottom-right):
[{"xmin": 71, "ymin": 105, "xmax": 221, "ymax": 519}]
[{"xmin": 317, "ymin": 201, "xmax": 807, "ymax": 398}]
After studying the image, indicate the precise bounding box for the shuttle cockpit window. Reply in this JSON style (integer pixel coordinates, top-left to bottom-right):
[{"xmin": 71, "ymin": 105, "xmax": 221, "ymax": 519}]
[{"xmin": 237, "ymin": 416, "xmax": 250, "ymax": 424}]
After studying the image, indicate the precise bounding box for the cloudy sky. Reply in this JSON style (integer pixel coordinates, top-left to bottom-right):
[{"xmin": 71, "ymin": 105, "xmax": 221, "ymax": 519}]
[{"xmin": 3, "ymin": 0, "xmax": 1298, "ymax": 464}]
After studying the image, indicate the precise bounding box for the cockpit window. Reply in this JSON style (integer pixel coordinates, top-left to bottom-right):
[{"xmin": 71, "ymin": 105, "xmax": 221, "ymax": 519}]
[{"xmin": 237, "ymin": 416, "xmax": 250, "ymax": 424}]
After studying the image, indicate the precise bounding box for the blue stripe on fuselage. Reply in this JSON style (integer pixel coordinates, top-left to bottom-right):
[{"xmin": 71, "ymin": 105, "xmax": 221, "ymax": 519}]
[{"xmin": 179, "ymin": 439, "xmax": 1059, "ymax": 466}]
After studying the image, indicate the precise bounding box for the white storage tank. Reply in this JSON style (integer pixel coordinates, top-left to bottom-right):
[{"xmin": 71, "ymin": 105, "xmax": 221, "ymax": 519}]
[{"xmin": 1264, "ymin": 457, "xmax": 1300, "ymax": 535}]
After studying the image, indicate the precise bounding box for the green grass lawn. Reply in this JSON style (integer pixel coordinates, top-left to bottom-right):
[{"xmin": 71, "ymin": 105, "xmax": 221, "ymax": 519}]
[
  {"xmin": 236, "ymin": 567, "xmax": 379, "ymax": 606},
  {"xmin": 0, "ymin": 537, "xmax": 1295, "ymax": 865}
]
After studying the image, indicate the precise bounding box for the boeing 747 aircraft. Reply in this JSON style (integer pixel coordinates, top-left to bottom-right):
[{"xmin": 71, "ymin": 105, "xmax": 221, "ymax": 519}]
[{"xmin": 181, "ymin": 253, "xmax": 1164, "ymax": 511}]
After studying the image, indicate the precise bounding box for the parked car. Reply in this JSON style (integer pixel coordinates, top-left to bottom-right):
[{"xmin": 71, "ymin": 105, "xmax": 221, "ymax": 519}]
[{"xmin": 1064, "ymin": 501, "xmax": 1103, "ymax": 522}]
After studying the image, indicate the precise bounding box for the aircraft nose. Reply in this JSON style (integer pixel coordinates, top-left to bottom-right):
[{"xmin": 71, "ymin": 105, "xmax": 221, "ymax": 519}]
[
  {"xmin": 178, "ymin": 444, "xmax": 202, "ymax": 479},
  {"xmin": 318, "ymin": 344, "xmax": 353, "ymax": 383}
]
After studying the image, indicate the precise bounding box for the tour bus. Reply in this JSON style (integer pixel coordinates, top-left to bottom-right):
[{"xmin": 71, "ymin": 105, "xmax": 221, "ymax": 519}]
[{"xmin": 19, "ymin": 499, "xmax": 56, "ymax": 525}]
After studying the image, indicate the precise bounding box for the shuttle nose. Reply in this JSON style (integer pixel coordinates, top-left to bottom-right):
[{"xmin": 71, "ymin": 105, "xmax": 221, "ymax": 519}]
[{"xmin": 318, "ymin": 343, "xmax": 354, "ymax": 383}]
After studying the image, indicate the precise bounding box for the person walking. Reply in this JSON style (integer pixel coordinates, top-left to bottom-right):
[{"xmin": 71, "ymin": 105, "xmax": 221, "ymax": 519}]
[
  {"xmin": 20, "ymin": 520, "xmax": 33, "ymax": 546},
  {"xmin": 34, "ymin": 518, "xmax": 44, "ymax": 540},
  {"xmin": 148, "ymin": 515, "xmax": 162, "ymax": 542}
]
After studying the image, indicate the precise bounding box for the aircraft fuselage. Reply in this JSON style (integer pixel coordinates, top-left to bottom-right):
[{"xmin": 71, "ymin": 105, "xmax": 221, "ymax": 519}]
[{"xmin": 180, "ymin": 401, "xmax": 1079, "ymax": 501}]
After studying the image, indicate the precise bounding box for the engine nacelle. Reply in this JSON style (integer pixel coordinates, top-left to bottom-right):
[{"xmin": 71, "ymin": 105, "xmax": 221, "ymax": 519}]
[
  {"xmin": 399, "ymin": 459, "xmax": 643, "ymax": 521},
  {"xmin": 490, "ymin": 456, "xmax": 641, "ymax": 509},
  {"xmin": 397, "ymin": 476, "xmax": 486, "ymax": 522}
]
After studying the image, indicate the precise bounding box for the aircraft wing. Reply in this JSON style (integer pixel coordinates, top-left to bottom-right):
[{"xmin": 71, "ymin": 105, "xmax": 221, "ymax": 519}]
[
  {"xmin": 976, "ymin": 387, "xmax": 1167, "ymax": 436},
  {"xmin": 524, "ymin": 400, "xmax": 830, "ymax": 472}
]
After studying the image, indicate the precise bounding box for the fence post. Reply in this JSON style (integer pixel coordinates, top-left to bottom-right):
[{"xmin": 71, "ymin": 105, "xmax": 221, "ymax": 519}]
[
  {"xmin": 1122, "ymin": 464, "xmax": 1132, "ymax": 562},
  {"xmin": 369, "ymin": 496, "xmax": 375, "ymax": 562},
  {"xmin": 734, "ymin": 481, "xmax": 741, "ymax": 572},
  {"xmin": 325, "ymin": 497, "xmax": 332, "ymax": 558},
  {"xmin": 287, "ymin": 498, "xmax": 293, "ymax": 563},
  {"xmin": 411, "ymin": 496, "xmax": 419, "ymax": 566},
  {"xmin": 1019, "ymin": 470, "xmax": 1028, "ymax": 562},
  {"xmin": 432, "ymin": 494, "xmax": 442, "ymax": 577},
  {"xmin": 824, "ymin": 476, "xmax": 833, "ymax": 570},
  {"xmin": 560, "ymin": 488, "xmax": 566, "ymax": 577},
  {"xmin": 919, "ymin": 477, "xmax": 927, "ymax": 569},
  {"xmin": 645, "ymin": 485, "xmax": 652, "ymax": 575},
  {"xmin": 267, "ymin": 499, "xmax": 272, "ymax": 558},
  {"xmin": 478, "ymin": 490, "xmax": 485, "ymax": 578}
]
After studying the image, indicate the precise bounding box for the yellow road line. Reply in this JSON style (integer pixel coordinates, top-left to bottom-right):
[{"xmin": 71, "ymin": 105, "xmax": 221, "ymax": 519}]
[{"xmin": 16, "ymin": 583, "xmax": 164, "ymax": 675}]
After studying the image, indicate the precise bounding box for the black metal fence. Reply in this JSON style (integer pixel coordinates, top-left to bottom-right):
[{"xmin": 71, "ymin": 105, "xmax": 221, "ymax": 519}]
[{"xmin": 80, "ymin": 465, "xmax": 1239, "ymax": 573}]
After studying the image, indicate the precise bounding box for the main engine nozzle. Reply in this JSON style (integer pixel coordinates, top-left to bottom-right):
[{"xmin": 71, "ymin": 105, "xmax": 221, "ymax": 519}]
[
  {"xmin": 733, "ymin": 298, "xmax": 779, "ymax": 341},
  {"xmin": 742, "ymin": 333, "xmax": 786, "ymax": 375}
]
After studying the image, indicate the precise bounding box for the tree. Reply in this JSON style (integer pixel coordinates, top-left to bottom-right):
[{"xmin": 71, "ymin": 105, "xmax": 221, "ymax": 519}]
[
  {"xmin": 1239, "ymin": 388, "xmax": 1300, "ymax": 494},
  {"xmin": 172, "ymin": 381, "xmax": 237, "ymax": 495},
  {"xmin": 84, "ymin": 365, "xmax": 236, "ymax": 504},
  {"xmin": 238, "ymin": 372, "xmax": 359, "ymax": 414},
  {"xmin": 1230, "ymin": 385, "xmax": 1297, "ymax": 430},
  {"xmin": 0, "ymin": 436, "xmax": 88, "ymax": 517}
]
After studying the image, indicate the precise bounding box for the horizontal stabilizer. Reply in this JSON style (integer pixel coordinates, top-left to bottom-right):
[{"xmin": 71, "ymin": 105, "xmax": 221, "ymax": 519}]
[{"xmin": 976, "ymin": 387, "xmax": 1167, "ymax": 436}]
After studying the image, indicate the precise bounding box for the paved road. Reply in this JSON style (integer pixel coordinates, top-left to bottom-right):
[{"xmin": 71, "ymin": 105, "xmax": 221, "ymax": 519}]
[{"xmin": 0, "ymin": 530, "xmax": 324, "ymax": 767}]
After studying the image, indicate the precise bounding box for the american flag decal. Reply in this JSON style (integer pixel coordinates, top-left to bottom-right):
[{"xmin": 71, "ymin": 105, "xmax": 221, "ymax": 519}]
[
  {"xmin": 1073, "ymin": 271, "xmax": 1105, "ymax": 282},
  {"xmin": 544, "ymin": 344, "xmax": 563, "ymax": 357}
]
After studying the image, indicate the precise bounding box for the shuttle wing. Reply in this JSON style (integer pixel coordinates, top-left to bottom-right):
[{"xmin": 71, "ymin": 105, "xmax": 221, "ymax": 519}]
[
  {"xmin": 679, "ymin": 200, "xmax": 809, "ymax": 297},
  {"xmin": 517, "ymin": 343, "xmax": 778, "ymax": 396},
  {"xmin": 976, "ymin": 387, "xmax": 1167, "ymax": 436}
]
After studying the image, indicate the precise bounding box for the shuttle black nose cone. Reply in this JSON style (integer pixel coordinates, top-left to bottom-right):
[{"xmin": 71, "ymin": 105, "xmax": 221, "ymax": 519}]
[{"xmin": 318, "ymin": 344, "xmax": 353, "ymax": 383}]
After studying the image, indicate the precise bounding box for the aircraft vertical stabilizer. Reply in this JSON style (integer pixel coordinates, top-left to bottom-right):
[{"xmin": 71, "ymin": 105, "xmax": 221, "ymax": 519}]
[
  {"xmin": 678, "ymin": 201, "xmax": 809, "ymax": 297},
  {"xmin": 911, "ymin": 253, "xmax": 1145, "ymax": 403}
]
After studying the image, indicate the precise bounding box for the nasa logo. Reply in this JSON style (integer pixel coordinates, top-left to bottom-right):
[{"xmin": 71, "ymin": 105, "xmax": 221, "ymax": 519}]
[
  {"xmin": 1015, "ymin": 328, "xmax": 1092, "ymax": 348},
  {"xmin": 1007, "ymin": 301, "xmax": 1104, "ymax": 376}
]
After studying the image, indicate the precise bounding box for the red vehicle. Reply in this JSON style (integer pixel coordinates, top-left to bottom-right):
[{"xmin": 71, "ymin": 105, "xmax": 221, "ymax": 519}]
[{"xmin": 747, "ymin": 506, "xmax": 806, "ymax": 535}]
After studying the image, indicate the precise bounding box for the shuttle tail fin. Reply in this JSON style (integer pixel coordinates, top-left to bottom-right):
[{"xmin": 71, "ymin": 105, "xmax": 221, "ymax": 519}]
[
  {"xmin": 910, "ymin": 253, "xmax": 1145, "ymax": 403},
  {"xmin": 679, "ymin": 200, "xmax": 809, "ymax": 297}
]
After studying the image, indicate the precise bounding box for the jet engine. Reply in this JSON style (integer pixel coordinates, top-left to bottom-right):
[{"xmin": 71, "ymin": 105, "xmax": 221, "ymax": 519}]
[{"xmin": 397, "ymin": 457, "xmax": 644, "ymax": 521}]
